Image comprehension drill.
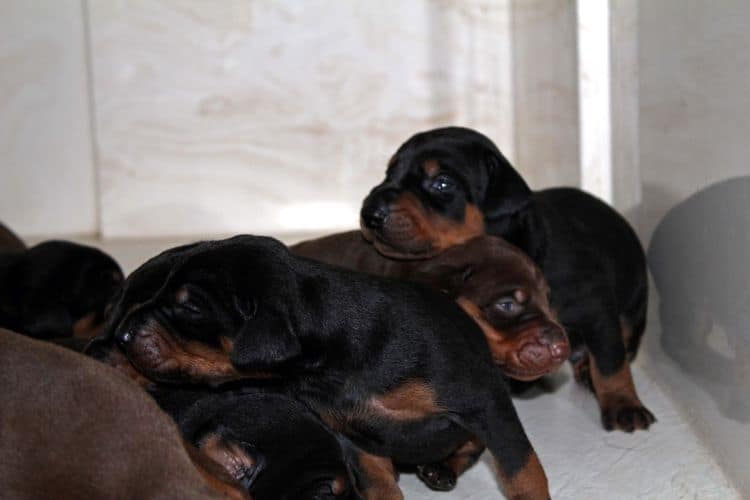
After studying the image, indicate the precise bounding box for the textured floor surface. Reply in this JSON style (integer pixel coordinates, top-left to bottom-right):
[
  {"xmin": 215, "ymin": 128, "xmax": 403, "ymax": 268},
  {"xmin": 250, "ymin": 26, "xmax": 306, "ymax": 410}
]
[{"xmin": 68, "ymin": 235, "xmax": 740, "ymax": 500}]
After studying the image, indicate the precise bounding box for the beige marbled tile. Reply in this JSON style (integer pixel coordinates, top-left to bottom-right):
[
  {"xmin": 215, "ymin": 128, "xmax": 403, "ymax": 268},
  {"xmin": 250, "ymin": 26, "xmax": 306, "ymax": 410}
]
[
  {"xmin": 88, "ymin": 0, "xmax": 515, "ymax": 238},
  {"xmin": 511, "ymin": 0, "xmax": 580, "ymax": 190},
  {"xmin": 0, "ymin": 0, "xmax": 97, "ymax": 237}
]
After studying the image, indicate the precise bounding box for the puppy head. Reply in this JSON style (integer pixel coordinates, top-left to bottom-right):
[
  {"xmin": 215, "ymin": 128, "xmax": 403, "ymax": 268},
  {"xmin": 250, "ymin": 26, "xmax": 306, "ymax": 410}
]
[
  {"xmin": 88, "ymin": 236, "xmax": 303, "ymax": 385},
  {"xmin": 414, "ymin": 236, "xmax": 569, "ymax": 380},
  {"xmin": 16, "ymin": 241, "xmax": 123, "ymax": 340},
  {"xmin": 360, "ymin": 127, "xmax": 531, "ymax": 259},
  {"xmin": 164, "ymin": 391, "xmax": 359, "ymax": 500}
]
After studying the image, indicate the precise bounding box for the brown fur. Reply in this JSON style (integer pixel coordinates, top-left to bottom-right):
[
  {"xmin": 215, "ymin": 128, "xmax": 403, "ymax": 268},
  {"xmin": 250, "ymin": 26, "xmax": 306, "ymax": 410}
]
[
  {"xmin": 354, "ymin": 451, "xmax": 403, "ymax": 500},
  {"xmin": 0, "ymin": 328, "xmax": 245, "ymax": 500},
  {"xmin": 292, "ymin": 232, "xmax": 569, "ymax": 381},
  {"xmin": 386, "ymin": 192, "xmax": 485, "ymax": 255},
  {"xmin": 495, "ymin": 451, "xmax": 550, "ymax": 500},
  {"xmin": 590, "ymin": 355, "xmax": 652, "ymax": 432},
  {"xmin": 370, "ymin": 379, "xmax": 443, "ymax": 421},
  {"xmin": 71, "ymin": 311, "xmax": 105, "ymax": 340}
]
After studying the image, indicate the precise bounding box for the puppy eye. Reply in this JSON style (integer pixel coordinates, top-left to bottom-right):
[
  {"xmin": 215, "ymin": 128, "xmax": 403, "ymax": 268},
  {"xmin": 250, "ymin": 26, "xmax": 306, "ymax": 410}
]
[
  {"xmin": 428, "ymin": 174, "xmax": 457, "ymax": 194},
  {"xmin": 174, "ymin": 285, "xmax": 207, "ymax": 316},
  {"xmin": 179, "ymin": 301, "xmax": 203, "ymax": 316},
  {"xmin": 494, "ymin": 298, "xmax": 521, "ymax": 315}
]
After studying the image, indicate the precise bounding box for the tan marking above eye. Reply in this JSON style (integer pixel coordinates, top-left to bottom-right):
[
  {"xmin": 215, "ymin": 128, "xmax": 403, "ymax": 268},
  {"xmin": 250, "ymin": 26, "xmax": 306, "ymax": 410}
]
[
  {"xmin": 514, "ymin": 289, "xmax": 529, "ymax": 304},
  {"xmin": 175, "ymin": 285, "xmax": 190, "ymax": 304},
  {"xmin": 423, "ymin": 159, "xmax": 440, "ymax": 177}
]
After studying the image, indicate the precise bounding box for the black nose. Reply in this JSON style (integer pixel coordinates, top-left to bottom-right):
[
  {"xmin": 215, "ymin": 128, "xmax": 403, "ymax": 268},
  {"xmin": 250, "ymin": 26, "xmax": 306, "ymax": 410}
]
[
  {"xmin": 116, "ymin": 329, "xmax": 134, "ymax": 347},
  {"xmin": 362, "ymin": 205, "xmax": 389, "ymax": 229}
]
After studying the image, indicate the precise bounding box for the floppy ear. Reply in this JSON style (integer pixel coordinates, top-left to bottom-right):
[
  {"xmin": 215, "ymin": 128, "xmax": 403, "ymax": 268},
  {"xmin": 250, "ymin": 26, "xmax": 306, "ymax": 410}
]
[
  {"xmin": 480, "ymin": 152, "xmax": 532, "ymax": 220},
  {"xmin": 22, "ymin": 303, "xmax": 73, "ymax": 339},
  {"xmin": 230, "ymin": 308, "xmax": 302, "ymax": 370},
  {"xmin": 411, "ymin": 249, "xmax": 473, "ymax": 295}
]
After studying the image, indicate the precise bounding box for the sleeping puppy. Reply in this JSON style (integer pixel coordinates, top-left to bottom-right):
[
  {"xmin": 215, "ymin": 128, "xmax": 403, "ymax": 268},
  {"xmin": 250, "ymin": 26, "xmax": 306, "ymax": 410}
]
[
  {"xmin": 0, "ymin": 239, "xmax": 123, "ymax": 340},
  {"xmin": 87, "ymin": 235, "xmax": 550, "ymax": 499},
  {"xmin": 0, "ymin": 328, "xmax": 246, "ymax": 500},
  {"xmin": 151, "ymin": 387, "xmax": 362, "ymax": 499},
  {"xmin": 360, "ymin": 126, "xmax": 654, "ymax": 432},
  {"xmin": 291, "ymin": 231, "xmax": 569, "ymax": 382}
]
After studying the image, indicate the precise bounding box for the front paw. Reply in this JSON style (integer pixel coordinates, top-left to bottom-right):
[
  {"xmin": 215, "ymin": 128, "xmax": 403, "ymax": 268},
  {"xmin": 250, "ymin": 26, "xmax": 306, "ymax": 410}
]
[
  {"xmin": 573, "ymin": 357, "xmax": 594, "ymax": 392},
  {"xmin": 601, "ymin": 401, "xmax": 656, "ymax": 432},
  {"xmin": 417, "ymin": 463, "xmax": 457, "ymax": 491}
]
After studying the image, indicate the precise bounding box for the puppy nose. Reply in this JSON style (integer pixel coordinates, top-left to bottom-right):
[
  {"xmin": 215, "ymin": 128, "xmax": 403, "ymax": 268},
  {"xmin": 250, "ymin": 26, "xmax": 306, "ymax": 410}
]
[
  {"xmin": 361, "ymin": 188, "xmax": 399, "ymax": 229},
  {"xmin": 364, "ymin": 206, "xmax": 389, "ymax": 228},
  {"xmin": 538, "ymin": 327, "xmax": 570, "ymax": 361},
  {"xmin": 116, "ymin": 329, "xmax": 134, "ymax": 346}
]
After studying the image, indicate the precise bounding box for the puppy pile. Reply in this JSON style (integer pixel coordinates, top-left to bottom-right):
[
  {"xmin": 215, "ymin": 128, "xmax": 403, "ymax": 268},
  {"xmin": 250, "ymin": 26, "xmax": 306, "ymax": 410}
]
[{"xmin": 0, "ymin": 127, "xmax": 654, "ymax": 500}]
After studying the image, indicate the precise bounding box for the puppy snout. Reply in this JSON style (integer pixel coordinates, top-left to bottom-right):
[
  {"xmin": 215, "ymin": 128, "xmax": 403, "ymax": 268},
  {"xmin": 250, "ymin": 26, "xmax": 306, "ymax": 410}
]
[
  {"xmin": 361, "ymin": 204, "xmax": 389, "ymax": 229},
  {"xmin": 360, "ymin": 189, "xmax": 399, "ymax": 230},
  {"xmin": 538, "ymin": 327, "xmax": 570, "ymax": 361},
  {"xmin": 518, "ymin": 343, "xmax": 549, "ymax": 368}
]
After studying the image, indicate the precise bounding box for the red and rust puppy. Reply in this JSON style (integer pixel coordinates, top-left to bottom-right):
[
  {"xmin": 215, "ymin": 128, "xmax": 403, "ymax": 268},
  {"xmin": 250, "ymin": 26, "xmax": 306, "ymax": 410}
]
[
  {"xmin": 0, "ymin": 328, "xmax": 247, "ymax": 500},
  {"xmin": 152, "ymin": 387, "xmax": 363, "ymax": 500},
  {"xmin": 292, "ymin": 231, "xmax": 569, "ymax": 382},
  {"xmin": 0, "ymin": 235, "xmax": 123, "ymax": 341},
  {"xmin": 88, "ymin": 235, "xmax": 550, "ymax": 500},
  {"xmin": 360, "ymin": 126, "xmax": 655, "ymax": 433}
]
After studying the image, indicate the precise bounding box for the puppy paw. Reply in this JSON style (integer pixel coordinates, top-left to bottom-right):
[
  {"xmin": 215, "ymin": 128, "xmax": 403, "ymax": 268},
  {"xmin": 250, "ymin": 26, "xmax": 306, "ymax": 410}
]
[
  {"xmin": 417, "ymin": 463, "xmax": 457, "ymax": 491},
  {"xmin": 573, "ymin": 357, "xmax": 594, "ymax": 392},
  {"xmin": 601, "ymin": 401, "xmax": 656, "ymax": 432}
]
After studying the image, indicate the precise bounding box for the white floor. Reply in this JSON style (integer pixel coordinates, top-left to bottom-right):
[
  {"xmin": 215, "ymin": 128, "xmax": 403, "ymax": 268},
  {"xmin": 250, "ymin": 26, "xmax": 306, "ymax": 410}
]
[{"xmin": 65, "ymin": 235, "xmax": 740, "ymax": 500}]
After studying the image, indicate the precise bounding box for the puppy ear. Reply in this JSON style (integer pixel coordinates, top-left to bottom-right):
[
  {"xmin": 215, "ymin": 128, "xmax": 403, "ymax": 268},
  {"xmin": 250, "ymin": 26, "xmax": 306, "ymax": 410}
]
[
  {"xmin": 411, "ymin": 249, "xmax": 473, "ymax": 295},
  {"xmin": 481, "ymin": 152, "xmax": 532, "ymax": 220},
  {"xmin": 22, "ymin": 304, "xmax": 73, "ymax": 339},
  {"xmin": 230, "ymin": 309, "xmax": 302, "ymax": 370}
]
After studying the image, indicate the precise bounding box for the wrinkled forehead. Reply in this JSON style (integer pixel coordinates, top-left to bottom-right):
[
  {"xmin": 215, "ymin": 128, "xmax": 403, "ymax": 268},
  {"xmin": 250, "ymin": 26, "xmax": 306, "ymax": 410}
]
[{"xmin": 462, "ymin": 240, "xmax": 547, "ymax": 292}]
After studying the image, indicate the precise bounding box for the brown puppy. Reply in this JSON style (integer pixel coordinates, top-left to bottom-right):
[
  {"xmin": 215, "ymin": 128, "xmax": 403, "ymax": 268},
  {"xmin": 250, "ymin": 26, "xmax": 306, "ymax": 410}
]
[
  {"xmin": 0, "ymin": 328, "xmax": 248, "ymax": 500},
  {"xmin": 0, "ymin": 222, "xmax": 25, "ymax": 251},
  {"xmin": 292, "ymin": 231, "xmax": 569, "ymax": 382}
]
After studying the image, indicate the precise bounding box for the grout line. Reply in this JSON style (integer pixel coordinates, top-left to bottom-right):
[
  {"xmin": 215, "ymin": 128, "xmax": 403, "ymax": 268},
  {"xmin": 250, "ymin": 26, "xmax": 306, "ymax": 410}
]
[{"xmin": 80, "ymin": 0, "xmax": 104, "ymax": 239}]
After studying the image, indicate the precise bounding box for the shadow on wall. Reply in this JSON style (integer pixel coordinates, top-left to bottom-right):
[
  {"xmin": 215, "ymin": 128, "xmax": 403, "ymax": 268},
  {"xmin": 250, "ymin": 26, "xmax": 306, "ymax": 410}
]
[{"xmin": 647, "ymin": 177, "xmax": 750, "ymax": 423}]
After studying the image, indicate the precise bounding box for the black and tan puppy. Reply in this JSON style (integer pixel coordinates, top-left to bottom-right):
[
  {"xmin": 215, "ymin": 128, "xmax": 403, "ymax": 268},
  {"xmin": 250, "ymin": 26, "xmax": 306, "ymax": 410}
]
[
  {"xmin": 0, "ymin": 328, "xmax": 247, "ymax": 500},
  {"xmin": 292, "ymin": 232, "xmax": 569, "ymax": 382},
  {"xmin": 360, "ymin": 126, "xmax": 654, "ymax": 432},
  {"xmin": 152, "ymin": 387, "xmax": 362, "ymax": 500},
  {"xmin": 0, "ymin": 238, "xmax": 123, "ymax": 340},
  {"xmin": 88, "ymin": 235, "xmax": 550, "ymax": 500}
]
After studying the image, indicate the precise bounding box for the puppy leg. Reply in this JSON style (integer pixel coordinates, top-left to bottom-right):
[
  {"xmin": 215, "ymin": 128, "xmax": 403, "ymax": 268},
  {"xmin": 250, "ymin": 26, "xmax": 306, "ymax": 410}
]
[
  {"xmin": 417, "ymin": 436, "xmax": 484, "ymax": 491},
  {"xmin": 460, "ymin": 384, "xmax": 549, "ymax": 500},
  {"xmin": 586, "ymin": 313, "xmax": 655, "ymax": 432},
  {"xmin": 352, "ymin": 450, "xmax": 403, "ymax": 500}
]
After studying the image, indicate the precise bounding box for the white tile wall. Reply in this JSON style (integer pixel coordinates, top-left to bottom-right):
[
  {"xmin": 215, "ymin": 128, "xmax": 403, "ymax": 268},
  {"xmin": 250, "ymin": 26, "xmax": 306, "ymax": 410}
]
[
  {"xmin": 87, "ymin": 0, "xmax": 516, "ymax": 238},
  {"xmin": 1, "ymin": 0, "xmax": 592, "ymax": 239},
  {"xmin": 0, "ymin": 0, "xmax": 97, "ymax": 237}
]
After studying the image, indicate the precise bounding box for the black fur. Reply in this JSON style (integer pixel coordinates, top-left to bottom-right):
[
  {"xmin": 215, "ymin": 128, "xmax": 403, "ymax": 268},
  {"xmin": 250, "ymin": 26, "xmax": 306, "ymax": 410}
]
[
  {"xmin": 361, "ymin": 126, "xmax": 654, "ymax": 432},
  {"xmin": 89, "ymin": 234, "xmax": 550, "ymax": 499},
  {"xmin": 0, "ymin": 239, "xmax": 123, "ymax": 339}
]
